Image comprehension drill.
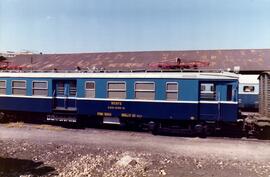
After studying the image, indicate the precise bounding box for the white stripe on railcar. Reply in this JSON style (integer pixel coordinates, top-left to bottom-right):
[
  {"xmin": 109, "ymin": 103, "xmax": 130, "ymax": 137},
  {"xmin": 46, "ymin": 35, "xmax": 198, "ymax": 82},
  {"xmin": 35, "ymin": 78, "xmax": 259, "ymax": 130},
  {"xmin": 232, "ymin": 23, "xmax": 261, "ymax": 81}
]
[{"xmin": 0, "ymin": 95, "xmax": 238, "ymax": 104}]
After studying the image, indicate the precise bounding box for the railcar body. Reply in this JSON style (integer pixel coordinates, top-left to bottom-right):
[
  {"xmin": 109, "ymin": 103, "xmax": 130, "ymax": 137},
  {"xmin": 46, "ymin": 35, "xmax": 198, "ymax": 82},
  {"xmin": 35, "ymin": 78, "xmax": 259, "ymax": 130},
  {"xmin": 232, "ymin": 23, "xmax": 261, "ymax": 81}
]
[
  {"xmin": 238, "ymin": 74, "xmax": 259, "ymax": 111},
  {"xmin": 0, "ymin": 71, "xmax": 239, "ymax": 133}
]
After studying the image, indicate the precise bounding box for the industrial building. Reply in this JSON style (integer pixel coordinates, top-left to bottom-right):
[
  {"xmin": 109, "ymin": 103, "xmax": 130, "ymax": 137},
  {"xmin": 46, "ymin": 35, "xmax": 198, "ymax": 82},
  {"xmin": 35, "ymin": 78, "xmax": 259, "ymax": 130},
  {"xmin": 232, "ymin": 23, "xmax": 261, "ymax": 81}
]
[{"xmin": 1, "ymin": 49, "xmax": 270, "ymax": 73}]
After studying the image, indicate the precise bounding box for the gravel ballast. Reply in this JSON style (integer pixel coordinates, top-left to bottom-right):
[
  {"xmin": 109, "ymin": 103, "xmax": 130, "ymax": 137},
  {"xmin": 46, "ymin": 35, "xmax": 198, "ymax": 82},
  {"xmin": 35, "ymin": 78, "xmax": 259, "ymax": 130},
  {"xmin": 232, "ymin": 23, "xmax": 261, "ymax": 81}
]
[{"xmin": 0, "ymin": 124, "xmax": 270, "ymax": 177}]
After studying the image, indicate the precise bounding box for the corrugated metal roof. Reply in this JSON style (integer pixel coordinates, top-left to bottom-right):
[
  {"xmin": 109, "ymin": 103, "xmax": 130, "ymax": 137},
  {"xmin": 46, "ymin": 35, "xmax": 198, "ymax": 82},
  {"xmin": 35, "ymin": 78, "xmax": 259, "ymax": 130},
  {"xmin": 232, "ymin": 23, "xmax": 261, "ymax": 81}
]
[
  {"xmin": 0, "ymin": 71, "xmax": 239, "ymax": 79},
  {"xmin": 4, "ymin": 49, "xmax": 270, "ymax": 71}
]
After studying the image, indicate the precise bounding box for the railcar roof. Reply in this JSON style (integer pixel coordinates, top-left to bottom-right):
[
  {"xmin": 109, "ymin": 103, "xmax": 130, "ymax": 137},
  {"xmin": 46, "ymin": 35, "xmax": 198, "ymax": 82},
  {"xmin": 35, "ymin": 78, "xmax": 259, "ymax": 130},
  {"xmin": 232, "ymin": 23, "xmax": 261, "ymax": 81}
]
[
  {"xmin": 239, "ymin": 74, "xmax": 259, "ymax": 84},
  {"xmin": 0, "ymin": 71, "xmax": 239, "ymax": 80}
]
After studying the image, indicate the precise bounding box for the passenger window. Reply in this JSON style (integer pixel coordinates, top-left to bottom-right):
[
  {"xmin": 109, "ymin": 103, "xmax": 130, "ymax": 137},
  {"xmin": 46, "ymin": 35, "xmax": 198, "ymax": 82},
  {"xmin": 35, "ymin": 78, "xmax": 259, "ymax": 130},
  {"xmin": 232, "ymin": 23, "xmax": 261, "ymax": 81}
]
[
  {"xmin": 243, "ymin": 86, "xmax": 255, "ymax": 92},
  {"xmin": 107, "ymin": 82, "xmax": 126, "ymax": 99},
  {"xmin": 135, "ymin": 82, "xmax": 155, "ymax": 100},
  {"xmin": 166, "ymin": 82, "xmax": 178, "ymax": 100},
  {"xmin": 32, "ymin": 81, "xmax": 48, "ymax": 96},
  {"xmin": 12, "ymin": 80, "xmax": 27, "ymax": 95},
  {"xmin": 0, "ymin": 80, "xmax": 6, "ymax": 95},
  {"xmin": 200, "ymin": 83, "xmax": 216, "ymax": 101},
  {"xmin": 85, "ymin": 81, "xmax": 95, "ymax": 98}
]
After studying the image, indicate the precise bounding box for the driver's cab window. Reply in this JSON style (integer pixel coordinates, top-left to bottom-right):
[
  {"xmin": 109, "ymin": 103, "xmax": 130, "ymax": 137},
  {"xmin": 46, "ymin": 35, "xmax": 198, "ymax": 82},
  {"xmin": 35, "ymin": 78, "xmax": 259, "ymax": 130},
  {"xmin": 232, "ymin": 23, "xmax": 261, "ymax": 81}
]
[{"xmin": 200, "ymin": 83, "xmax": 216, "ymax": 101}]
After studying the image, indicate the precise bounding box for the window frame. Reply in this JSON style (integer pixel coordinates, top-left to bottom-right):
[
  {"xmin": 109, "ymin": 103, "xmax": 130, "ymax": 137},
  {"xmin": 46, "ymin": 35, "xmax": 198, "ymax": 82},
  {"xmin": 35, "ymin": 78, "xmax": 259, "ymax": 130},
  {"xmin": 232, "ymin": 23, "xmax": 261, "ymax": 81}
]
[
  {"xmin": 85, "ymin": 81, "xmax": 96, "ymax": 98},
  {"xmin": 0, "ymin": 80, "xmax": 6, "ymax": 95},
  {"xmin": 134, "ymin": 81, "xmax": 155, "ymax": 100},
  {"xmin": 166, "ymin": 82, "xmax": 178, "ymax": 100},
  {"xmin": 200, "ymin": 83, "xmax": 215, "ymax": 93},
  {"xmin": 32, "ymin": 80, "xmax": 48, "ymax": 96},
  {"xmin": 200, "ymin": 83, "xmax": 216, "ymax": 101},
  {"xmin": 243, "ymin": 85, "xmax": 255, "ymax": 93},
  {"xmin": 107, "ymin": 81, "xmax": 127, "ymax": 99},
  {"xmin": 12, "ymin": 80, "xmax": 27, "ymax": 95}
]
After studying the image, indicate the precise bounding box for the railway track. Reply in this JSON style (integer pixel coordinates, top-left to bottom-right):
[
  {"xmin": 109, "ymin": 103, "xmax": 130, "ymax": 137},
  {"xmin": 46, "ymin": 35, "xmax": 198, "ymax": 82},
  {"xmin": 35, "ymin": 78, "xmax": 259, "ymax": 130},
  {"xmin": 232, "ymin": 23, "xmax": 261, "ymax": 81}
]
[
  {"xmin": 1, "ymin": 123, "xmax": 270, "ymax": 177},
  {"xmin": 1, "ymin": 118, "xmax": 270, "ymax": 141}
]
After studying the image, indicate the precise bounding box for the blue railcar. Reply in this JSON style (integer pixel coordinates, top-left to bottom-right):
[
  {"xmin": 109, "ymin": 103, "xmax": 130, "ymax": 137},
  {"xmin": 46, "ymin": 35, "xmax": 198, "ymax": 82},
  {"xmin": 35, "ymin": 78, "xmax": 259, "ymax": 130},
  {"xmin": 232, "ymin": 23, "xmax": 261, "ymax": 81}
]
[
  {"xmin": 238, "ymin": 74, "xmax": 259, "ymax": 111},
  {"xmin": 0, "ymin": 71, "xmax": 239, "ymax": 133}
]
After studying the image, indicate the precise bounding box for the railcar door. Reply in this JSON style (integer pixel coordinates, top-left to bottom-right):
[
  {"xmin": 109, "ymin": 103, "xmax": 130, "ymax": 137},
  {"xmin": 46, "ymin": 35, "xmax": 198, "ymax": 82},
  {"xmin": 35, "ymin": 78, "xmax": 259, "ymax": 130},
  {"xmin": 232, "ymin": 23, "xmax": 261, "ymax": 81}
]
[
  {"xmin": 199, "ymin": 83, "xmax": 220, "ymax": 121},
  {"xmin": 53, "ymin": 80, "xmax": 77, "ymax": 111}
]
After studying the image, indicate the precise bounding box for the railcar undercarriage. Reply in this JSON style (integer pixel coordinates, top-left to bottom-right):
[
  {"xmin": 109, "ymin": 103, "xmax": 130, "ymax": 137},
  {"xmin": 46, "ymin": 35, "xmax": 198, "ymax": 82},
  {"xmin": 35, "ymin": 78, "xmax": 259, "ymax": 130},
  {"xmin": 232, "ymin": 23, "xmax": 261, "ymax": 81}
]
[
  {"xmin": 1, "ymin": 111, "xmax": 270, "ymax": 139},
  {"xmin": 242, "ymin": 112, "xmax": 270, "ymax": 139}
]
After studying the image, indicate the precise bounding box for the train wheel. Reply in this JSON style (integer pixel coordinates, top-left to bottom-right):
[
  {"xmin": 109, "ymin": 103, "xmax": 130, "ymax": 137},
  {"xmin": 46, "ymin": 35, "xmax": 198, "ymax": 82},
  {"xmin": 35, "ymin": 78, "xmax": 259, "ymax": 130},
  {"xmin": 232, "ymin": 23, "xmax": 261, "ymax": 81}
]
[
  {"xmin": 195, "ymin": 124, "xmax": 207, "ymax": 138},
  {"xmin": 148, "ymin": 121, "xmax": 160, "ymax": 135},
  {"xmin": 0, "ymin": 112, "xmax": 6, "ymax": 123}
]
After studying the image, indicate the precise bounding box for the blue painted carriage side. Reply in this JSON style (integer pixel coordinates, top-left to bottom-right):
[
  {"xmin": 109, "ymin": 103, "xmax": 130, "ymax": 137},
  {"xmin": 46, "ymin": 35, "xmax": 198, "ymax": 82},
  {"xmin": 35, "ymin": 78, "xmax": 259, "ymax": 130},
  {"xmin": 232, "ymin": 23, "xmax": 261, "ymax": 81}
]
[
  {"xmin": 220, "ymin": 103, "xmax": 238, "ymax": 122},
  {"xmin": 216, "ymin": 84, "xmax": 226, "ymax": 100},
  {"xmin": 0, "ymin": 75, "xmax": 239, "ymax": 124},
  {"xmin": 199, "ymin": 102, "xmax": 238, "ymax": 122},
  {"xmin": 239, "ymin": 83, "xmax": 259, "ymax": 94},
  {"xmin": 77, "ymin": 78, "xmax": 199, "ymax": 101},
  {"xmin": 77, "ymin": 78, "xmax": 237, "ymax": 102},
  {"xmin": 0, "ymin": 97, "xmax": 52, "ymax": 113},
  {"xmin": 238, "ymin": 83, "xmax": 258, "ymax": 110},
  {"xmin": 76, "ymin": 79, "xmax": 85, "ymax": 97},
  {"xmin": 198, "ymin": 80, "xmax": 238, "ymax": 122},
  {"xmin": 126, "ymin": 79, "xmax": 135, "ymax": 99},
  {"xmin": 230, "ymin": 81, "xmax": 239, "ymax": 101},
  {"xmin": 76, "ymin": 99, "xmax": 198, "ymax": 120},
  {"xmin": 76, "ymin": 78, "xmax": 239, "ymax": 122},
  {"xmin": 76, "ymin": 99, "xmax": 238, "ymax": 122},
  {"xmin": 0, "ymin": 95, "xmax": 238, "ymax": 122},
  {"xmin": 27, "ymin": 78, "xmax": 53, "ymax": 96},
  {"xmin": 54, "ymin": 98, "xmax": 77, "ymax": 108},
  {"xmin": 221, "ymin": 82, "xmax": 238, "ymax": 101},
  {"xmin": 0, "ymin": 77, "xmax": 53, "ymax": 96},
  {"xmin": 199, "ymin": 103, "xmax": 219, "ymax": 121},
  {"xmin": 239, "ymin": 94, "xmax": 259, "ymax": 110},
  {"xmin": 180, "ymin": 80, "xmax": 199, "ymax": 101},
  {"xmin": 199, "ymin": 80, "xmax": 238, "ymax": 102}
]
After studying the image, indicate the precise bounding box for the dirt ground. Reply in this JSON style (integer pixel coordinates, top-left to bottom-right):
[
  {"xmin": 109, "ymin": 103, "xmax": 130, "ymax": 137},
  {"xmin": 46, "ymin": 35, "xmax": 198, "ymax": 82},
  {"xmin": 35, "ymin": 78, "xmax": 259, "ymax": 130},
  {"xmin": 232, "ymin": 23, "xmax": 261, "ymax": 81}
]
[{"xmin": 0, "ymin": 123, "xmax": 270, "ymax": 177}]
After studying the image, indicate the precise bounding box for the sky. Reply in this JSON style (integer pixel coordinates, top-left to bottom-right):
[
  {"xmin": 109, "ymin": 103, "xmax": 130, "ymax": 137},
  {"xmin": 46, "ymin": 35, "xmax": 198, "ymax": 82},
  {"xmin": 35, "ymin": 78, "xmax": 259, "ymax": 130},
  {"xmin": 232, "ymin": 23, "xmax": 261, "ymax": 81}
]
[{"xmin": 1, "ymin": 0, "xmax": 270, "ymax": 53}]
